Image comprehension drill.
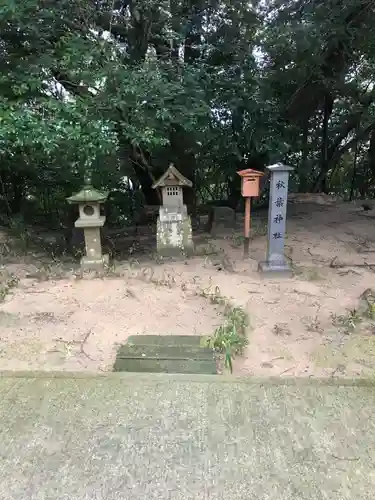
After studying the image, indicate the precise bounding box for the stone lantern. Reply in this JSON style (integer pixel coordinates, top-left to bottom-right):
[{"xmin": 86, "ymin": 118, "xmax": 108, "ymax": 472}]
[
  {"xmin": 66, "ymin": 173, "xmax": 109, "ymax": 271},
  {"xmin": 152, "ymin": 163, "xmax": 194, "ymax": 256}
]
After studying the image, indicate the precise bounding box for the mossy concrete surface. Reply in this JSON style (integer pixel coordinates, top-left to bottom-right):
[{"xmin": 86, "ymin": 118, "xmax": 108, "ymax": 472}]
[
  {"xmin": 113, "ymin": 356, "xmax": 217, "ymax": 374},
  {"xmin": 0, "ymin": 373, "xmax": 375, "ymax": 499},
  {"xmin": 127, "ymin": 334, "xmax": 204, "ymax": 346}
]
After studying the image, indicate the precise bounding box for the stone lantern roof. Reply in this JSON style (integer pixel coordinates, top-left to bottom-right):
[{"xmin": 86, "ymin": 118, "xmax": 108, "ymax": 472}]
[
  {"xmin": 67, "ymin": 172, "xmax": 109, "ymax": 204},
  {"xmin": 152, "ymin": 164, "xmax": 192, "ymax": 189}
]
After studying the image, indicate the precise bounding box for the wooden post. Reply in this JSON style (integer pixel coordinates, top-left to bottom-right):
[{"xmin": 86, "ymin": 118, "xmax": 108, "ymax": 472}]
[
  {"xmin": 237, "ymin": 168, "xmax": 264, "ymax": 260},
  {"xmin": 244, "ymin": 197, "xmax": 251, "ymax": 257}
]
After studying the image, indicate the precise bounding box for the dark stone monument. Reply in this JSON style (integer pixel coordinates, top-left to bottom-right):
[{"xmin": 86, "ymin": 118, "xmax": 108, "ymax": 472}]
[{"xmin": 206, "ymin": 206, "xmax": 236, "ymax": 235}]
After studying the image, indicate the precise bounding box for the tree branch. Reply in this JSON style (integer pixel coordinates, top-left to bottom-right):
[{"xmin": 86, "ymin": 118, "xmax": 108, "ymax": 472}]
[
  {"xmin": 51, "ymin": 71, "xmax": 98, "ymax": 98},
  {"xmin": 332, "ymin": 121, "xmax": 375, "ymax": 164},
  {"xmin": 327, "ymin": 87, "xmax": 375, "ymax": 159},
  {"xmin": 286, "ymin": 0, "xmax": 374, "ymax": 119}
]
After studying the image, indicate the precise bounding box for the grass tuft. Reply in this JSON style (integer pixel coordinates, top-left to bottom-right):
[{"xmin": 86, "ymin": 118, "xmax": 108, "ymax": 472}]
[{"xmin": 205, "ymin": 293, "xmax": 249, "ymax": 373}]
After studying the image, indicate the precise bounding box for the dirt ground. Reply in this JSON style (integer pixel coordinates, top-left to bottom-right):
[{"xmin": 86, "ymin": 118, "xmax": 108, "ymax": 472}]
[{"xmin": 2, "ymin": 200, "xmax": 375, "ymax": 377}]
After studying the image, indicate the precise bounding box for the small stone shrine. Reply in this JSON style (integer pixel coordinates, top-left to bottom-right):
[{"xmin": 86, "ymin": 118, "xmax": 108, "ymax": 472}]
[
  {"xmin": 258, "ymin": 162, "xmax": 294, "ymax": 276},
  {"xmin": 152, "ymin": 164, "xmax": 194, "ymax": 256},
  {"xmin": 67, "ymin": 173, "xmax": 109, "ymax": 271}
]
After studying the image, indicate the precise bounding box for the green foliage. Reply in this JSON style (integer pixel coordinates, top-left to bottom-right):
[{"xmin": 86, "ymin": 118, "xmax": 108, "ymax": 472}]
[
  {"xmin": 331, "ymin": 309, "xmax": 362, "ymax": 334},
  {"xmin": 1, "ymin": 0, "xmax": 375, "ymax": 227},
  {"xmin": 0, "ymin": 273, "xmax": 19, "ymax": 302},
  {"xmin": 0, "ymin": 100, "xmax": 118, "ymax": 164},
  {"xmin": 207, "ymin": 305, "xmax": 249, "ymax": 374},
  {"xmin": 101, "ymin": 61, "xmax": 210, "ymax": 149}
]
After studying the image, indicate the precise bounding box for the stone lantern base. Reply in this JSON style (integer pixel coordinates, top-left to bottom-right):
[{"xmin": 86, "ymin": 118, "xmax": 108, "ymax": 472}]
[
  {"xmin": 74, "ymin": 222, "xmax": 109, "ymax": 272},
  {"xmin": 156, "ymin": 206, "xmax": 194, "ymax": 257}
]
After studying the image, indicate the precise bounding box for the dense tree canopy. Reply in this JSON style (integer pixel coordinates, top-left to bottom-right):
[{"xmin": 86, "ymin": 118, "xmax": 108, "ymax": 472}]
[{"xmin": 1, "ymin": 0, "xmax": 375, "ymax": 226}]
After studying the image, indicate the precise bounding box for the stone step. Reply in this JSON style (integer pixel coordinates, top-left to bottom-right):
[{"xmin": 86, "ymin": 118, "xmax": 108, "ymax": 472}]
[
  {"xmin": 127, "ymin": 335, "xmax": 204, "ymax": 347},
  {"xmin": 113, "ymin": 339, "xmax": 216, "ymax": 375},
  {"xmin": 117, "ymin": 344, "xmax": 213, "ymax": 360}
]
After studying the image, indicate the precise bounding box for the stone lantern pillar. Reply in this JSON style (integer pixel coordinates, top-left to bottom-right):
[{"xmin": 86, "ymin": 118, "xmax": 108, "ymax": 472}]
[
  {"xmin": 152, "ymin": 163, "xmax": 194, "ymax": 256},
  {"xmin": 66, "ymin": 173, "xmax": 109, "ymax": 271}
]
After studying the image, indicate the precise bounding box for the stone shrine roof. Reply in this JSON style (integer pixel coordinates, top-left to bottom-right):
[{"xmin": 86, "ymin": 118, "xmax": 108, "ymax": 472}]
[{"xmin": 152, "ymin": 164, "xmax": 193, "ymax": 189}]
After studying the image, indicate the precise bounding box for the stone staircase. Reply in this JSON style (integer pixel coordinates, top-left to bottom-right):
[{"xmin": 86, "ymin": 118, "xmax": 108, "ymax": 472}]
[{"xmin": 113, "ymin": 335, "xmax": 217, "ymax": 374}]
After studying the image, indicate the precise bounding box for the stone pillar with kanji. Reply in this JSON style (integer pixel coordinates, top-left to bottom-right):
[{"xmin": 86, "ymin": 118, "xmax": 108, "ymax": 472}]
[
  {"xmin": 152, "ymin": 164, "xmax": 194, "ymax": 256},
  {"xmin": 258, "ymin": 163, "xmax": 294, "ymax": 275}
]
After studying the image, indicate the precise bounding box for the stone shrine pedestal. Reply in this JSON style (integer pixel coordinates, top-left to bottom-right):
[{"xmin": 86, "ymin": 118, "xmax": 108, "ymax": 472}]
[
  {"xmin": 152, "ymin": 163, "xmax": 194, "ymax": 257},
  {"xmin": 156, "ymin": 205, "xmax": 193, "ymax": 257}
]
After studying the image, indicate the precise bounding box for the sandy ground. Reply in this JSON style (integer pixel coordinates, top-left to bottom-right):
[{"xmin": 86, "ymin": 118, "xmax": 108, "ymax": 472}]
[
  {"xmin": 0, "ymin": 279, "xmax": 221, "ymax": 372},
  {"xmin": 2, "ymin": 201, "xmax": 375, "ymax": 377}
]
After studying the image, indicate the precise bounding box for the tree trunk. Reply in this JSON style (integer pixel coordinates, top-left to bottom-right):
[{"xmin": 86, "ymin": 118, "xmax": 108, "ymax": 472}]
[
  {"xmin": 349, "ymin": 129, "xmax": 360, "ymax": 201},
  {"xmin": 368, "ymin": 129, "xmax": 375, "ymax": 180},
  {"xmin": 163, "ymin": 4, "xmax": 205, "ymax": 216},
  {"xmin": 299, "ymin": 119, "xmax": 309, "ymax": 192},
  {"xmin": 312, "ymin": 93, "xmax": 334, "ymax": 192},
  {"xmin": 131, "ymin": 161, "xmax": 160, "ymax": 205},
  {"xmin": 116, "ymin": 127, "xmax": 160, "ymax": 206},
  {"xmin": 169, "ymin": 126, "xmax": 196, "ymax": 214},
  {"xmin": 227, "ymin": 174, "xmax": 242, "ymax": 210},
  {"xmin": 10, "ymin": 173, "xmax": 26, "ymax": 214},
  {"xmin": 286, "ymin": 0, "xmax": 373, "ymax": 120},
  {"xmin": 183, "ymin": 1, "xmax": 204, "ymax": 64}
]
